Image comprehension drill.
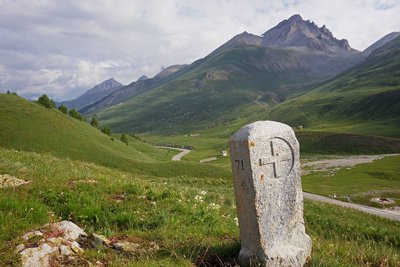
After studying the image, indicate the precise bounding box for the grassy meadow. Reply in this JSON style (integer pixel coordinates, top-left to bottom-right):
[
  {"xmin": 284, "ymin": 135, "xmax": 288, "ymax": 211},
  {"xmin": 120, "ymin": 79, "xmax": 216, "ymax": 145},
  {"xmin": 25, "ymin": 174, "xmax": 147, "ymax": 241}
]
[
  {"xmin": 1, "ymin": 148, "xmax": 400, "ymax": 266},
  {"xmin": 1, "ymin": 93, "xmax": 400, "ymax": 266}
]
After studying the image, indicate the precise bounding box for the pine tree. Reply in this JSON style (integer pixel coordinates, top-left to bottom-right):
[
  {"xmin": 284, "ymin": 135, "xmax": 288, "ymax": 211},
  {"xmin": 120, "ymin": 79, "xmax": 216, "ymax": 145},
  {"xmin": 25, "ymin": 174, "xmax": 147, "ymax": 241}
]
[
  {"xmin": 90, "ymin": 115, "xmax": 99, "ymax": 128},
  {"xmin": 101, "ymin": 126, "xmax": 112, "ymax": 136},
  {"xmin": 58, "ymin": 104, "xmax": 68, "ymax": 114},
  {"xmin": 120, "ymin": 133, "xmax": 128, "ymax": 145},
  {"xmin": 69, "ymin": 109, "xmax": 85, "ymax": 121},
  {"xmin": 37, "ymin": 94, "xmax": 55, "ymax": 109}
]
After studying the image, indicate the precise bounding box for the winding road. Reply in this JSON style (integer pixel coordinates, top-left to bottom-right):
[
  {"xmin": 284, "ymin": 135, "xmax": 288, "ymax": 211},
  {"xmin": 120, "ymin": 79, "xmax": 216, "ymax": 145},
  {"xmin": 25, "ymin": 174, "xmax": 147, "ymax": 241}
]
[
  {"xmin": 158, "ymin": 146, "xmax": 191, "ymax": 161},
  {"xmin": 303, "ymin": 192, "xmax": 400, "ymax": 221}
]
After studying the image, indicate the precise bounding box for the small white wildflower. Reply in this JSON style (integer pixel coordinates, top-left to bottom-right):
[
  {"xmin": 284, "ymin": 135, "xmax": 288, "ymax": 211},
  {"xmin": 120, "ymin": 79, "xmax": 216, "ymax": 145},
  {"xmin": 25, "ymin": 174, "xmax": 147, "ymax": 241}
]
[
  {"xmin": 209, "ymin": 203, "xmax": 220, "ymax": 210},
  {"xmin": 138, "ymin": 195, "xmax": 146, "ymax": 199},
  {"xmin": 194, "ymin": 195, "xmax": 203, "ymax": 202},
  {"xmin": 151, "ymin": 201, "xmax": 156, "ymax": 206},
  {"xmin": 234, "ymin": 217, "xmax": 239, "ymax": 226},
  {"xmin": 200, "ymin": 190, "xmax": 207, "ymax": 195}
]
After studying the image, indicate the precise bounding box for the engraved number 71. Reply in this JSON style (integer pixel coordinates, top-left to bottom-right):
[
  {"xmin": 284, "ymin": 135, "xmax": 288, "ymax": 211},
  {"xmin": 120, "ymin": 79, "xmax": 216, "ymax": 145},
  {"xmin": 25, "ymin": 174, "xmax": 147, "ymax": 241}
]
[{"xmin": 235, "ymin": 160, "xmax": 244, "ymax": 173}]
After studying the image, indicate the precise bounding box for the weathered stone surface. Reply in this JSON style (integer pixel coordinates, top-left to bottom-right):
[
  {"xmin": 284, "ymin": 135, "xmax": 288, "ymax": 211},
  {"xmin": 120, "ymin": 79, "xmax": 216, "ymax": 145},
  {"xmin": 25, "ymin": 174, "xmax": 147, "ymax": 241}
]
[
  {"xmin": 59, "ymin": 245, "xmax": 73, "ymax": 256},
  {"xmin": 91, "ymin": 233, "xmax": 111, "ymax": 248},
  {"xmin": 18, "ymin": 221, "xmax": 87, "ymax": 267},
  {"xmin": 70, "ymin": 241, "xmax": 84, "ymax": 254},
  {"xmin": 0, "ymin": 174, "xmax": 30, "ymax": 188},
  {"xmin": 51, "ymin": 221, "xmax": 87, "ymax": 240},
  {"xmin": 16, "ymin": 244, "xmax": 26, "ymax": 253},
  {"xmin": 20, "ymin": 243, "xmax": 57, "ymax": 267},
  {"xmin": 113, "ymin": 241, "xmax": 140, "ymax": 253},
  {"xmin": 229, "ymin": 121, "xmax": 312, "ymax": 266},
  {"xmin": 23, "ymin": 230, "xmax": 43, "ymax": 241}
]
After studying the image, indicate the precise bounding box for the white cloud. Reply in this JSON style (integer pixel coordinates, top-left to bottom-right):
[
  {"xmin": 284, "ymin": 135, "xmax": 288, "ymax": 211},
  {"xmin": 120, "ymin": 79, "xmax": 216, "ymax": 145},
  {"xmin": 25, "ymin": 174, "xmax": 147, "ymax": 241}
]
[
  {"xmin": 0, "ymin": 0, "xmax": 399, "ymax": 100},
  {"xmin": 0, "ymin": 64, "xmax": 11, "ymax": 85},
  {"xmin": 70, "ymin": 60, "xmax": 132, "ymax": 89}
]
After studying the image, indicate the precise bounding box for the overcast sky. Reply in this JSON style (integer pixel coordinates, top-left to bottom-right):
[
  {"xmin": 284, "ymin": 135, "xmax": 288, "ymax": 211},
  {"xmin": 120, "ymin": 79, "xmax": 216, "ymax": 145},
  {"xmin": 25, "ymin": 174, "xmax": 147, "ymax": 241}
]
[{"xmin": 0, "ymin": 0, "xmax": 399, "ymax": 101}]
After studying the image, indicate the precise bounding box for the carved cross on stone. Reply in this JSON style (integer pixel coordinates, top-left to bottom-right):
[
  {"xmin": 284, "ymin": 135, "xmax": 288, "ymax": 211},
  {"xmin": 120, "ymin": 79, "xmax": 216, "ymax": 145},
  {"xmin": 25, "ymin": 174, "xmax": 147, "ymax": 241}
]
[{"xmin": 259, "ymin": 138, "xmax": 294, "ymax": 178}]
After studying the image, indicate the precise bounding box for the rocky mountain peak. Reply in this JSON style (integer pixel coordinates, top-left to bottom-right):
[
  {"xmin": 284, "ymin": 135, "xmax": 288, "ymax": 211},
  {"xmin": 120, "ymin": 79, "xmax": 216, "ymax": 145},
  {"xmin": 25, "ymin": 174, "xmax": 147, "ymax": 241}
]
[
  {"xmin": 262, "ymin": 14, "xmax": 356, "ymax": 54},
  {"xmin": 87, "ymin": 78, "xmax": 123, "ymax": 95},
  {"xmin": 62, "ymin": 78, "xmax": 123, "ymax": 110},
  {"xmin": 137, "ymin": 75, "xmax": 149, "ymax": 81},
  {"xmin": 287, "ymin": 14, "xmax": 303, "ymax": 23}
]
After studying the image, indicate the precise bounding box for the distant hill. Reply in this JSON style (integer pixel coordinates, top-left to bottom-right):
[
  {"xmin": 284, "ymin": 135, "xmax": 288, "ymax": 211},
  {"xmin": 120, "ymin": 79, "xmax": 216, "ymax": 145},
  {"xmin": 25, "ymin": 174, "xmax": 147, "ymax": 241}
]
[
  {"xmin": 62, "ymin": 78, "xmax": 123, "ymax": 110},
  {"xmin": 95, "ymin": 15, "xmax": 364, "ymax": 133},
  {"xmin": 267, "ymin": 35, "xmax": 400, "ymax": 138}
]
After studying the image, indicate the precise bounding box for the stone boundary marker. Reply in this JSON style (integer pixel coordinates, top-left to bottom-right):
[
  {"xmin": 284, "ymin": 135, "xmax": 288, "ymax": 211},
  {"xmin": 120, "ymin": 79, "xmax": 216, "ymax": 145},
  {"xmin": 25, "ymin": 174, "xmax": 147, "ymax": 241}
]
[{"xmin": 229, "ymin": 121, "xmax": 312, "ymax": 266}]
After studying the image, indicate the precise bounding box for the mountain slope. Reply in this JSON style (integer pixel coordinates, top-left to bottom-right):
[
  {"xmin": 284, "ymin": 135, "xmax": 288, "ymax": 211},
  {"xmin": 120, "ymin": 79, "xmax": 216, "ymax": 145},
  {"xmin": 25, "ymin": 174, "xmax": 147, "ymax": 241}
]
[
  {"xmin": 96, "ymin": 15, "xmax": 363, "ymax": 133},
  {"xmin": 63, "ymin": 78, "xmax": 123, "ymax": 110},
  {"xmin": 267, "ymin": 36, "xmax": 400, "ymax": 138},
  {"xmin": 363, "ymin": 32, "xmax": 400, "ymax": 56}
]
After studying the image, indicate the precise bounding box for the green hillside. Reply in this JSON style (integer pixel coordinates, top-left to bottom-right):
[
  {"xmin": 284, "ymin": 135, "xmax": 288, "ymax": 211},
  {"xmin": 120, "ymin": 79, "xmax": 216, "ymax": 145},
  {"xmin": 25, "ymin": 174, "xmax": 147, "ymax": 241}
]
[
  {"xmin": 0, "ymin": 94, "xmax": 231, "ymax": 178},
  {"xmin": 0, "ymin": 94, "xmax": 168, "ymax": 163},
  {"xmin": 267, "ymin": 36, "xmax": 400, "ymax": 138}
]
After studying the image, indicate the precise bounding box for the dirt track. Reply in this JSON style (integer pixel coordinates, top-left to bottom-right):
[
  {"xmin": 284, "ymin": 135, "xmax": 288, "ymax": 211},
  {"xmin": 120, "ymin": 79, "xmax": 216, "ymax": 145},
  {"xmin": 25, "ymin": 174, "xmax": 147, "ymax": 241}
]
[
  {"xmin": 303, "ymin": 192, "xmax": 400, "ymax": 221},
  {"xmin": 302, "ymin": 154, "xmax": 399, "ymax": 175}
]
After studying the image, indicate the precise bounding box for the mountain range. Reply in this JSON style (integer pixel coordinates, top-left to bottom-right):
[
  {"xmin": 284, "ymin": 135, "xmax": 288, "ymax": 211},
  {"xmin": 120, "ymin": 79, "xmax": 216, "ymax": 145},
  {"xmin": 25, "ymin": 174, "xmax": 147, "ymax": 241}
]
[
  {"xmin": 62, "ymin": 78, "xmax": 123, "ymax": 110},
  {"xmin": 80, "ymin": 64, "xmax": 188, "ymax": 115},
  {"xmin": 68, "ymin": 14, "xmax": 398, "ymax": 137}
]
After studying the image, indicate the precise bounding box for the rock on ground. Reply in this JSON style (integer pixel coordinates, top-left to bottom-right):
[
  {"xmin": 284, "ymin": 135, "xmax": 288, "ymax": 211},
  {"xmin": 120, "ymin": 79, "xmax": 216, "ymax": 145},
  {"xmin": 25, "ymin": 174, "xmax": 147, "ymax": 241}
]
[
  {"xmin": 0, "ymin": 174, "xmax": 30, "ymax": 188},
  {"xmin": 17, "ymin": 220, "xmax": 161, "ymax": 266},
  {"xmin": 17, "ymin": 221, "xmax": 87, "ymax": 267}
]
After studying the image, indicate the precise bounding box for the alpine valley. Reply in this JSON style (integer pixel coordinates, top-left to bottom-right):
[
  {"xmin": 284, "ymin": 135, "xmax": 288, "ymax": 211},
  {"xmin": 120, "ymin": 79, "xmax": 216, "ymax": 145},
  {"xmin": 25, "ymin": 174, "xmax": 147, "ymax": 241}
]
[
  {"xmin": 1, "ymin": 13, "xmax": 400, "ymax": 267},
  {"xmin": 78, "ymin": 14, "xmax": 399, "ymax": 138}
]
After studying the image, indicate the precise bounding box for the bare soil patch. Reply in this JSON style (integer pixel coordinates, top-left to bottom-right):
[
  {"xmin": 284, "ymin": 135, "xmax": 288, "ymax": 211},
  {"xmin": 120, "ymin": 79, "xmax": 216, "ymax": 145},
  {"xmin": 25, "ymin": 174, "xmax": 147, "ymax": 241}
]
[{"xmin": 302, "ymin": 154, "xmax": 398, "ymax": 175}]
